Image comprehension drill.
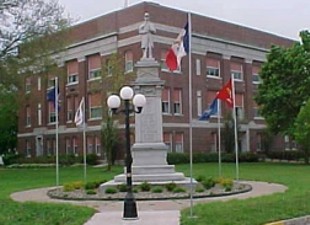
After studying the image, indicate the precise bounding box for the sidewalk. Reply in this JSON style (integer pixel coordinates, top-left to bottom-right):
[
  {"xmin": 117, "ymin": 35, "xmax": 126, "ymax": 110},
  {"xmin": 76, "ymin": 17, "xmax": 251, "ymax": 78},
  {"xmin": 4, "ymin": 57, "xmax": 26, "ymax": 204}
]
[{"xmin": 11, "ymin": 181, "xmax": 287, "ymax": 225}]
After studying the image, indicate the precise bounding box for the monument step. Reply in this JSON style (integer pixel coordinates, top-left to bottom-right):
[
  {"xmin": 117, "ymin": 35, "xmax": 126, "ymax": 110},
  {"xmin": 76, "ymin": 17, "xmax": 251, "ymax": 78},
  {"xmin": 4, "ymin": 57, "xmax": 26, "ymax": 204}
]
[
  {"xmin": 132, "ymin": 165, "xmax": 176, "ymax": 174},
  {"xmin": 114, "ymin": 172, "xmax": 186, "ymax": 183}
]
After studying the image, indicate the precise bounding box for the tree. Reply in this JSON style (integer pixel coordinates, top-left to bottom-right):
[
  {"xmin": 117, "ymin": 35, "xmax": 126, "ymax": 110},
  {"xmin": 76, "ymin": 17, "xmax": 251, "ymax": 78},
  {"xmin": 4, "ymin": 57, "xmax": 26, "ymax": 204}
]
[
  {"xmin": 0, "ymin": 0, "xmax": 71, "ymax": 154},
  {"xmin": 294, "ymin": 99, "xmax": 310, "ymax": 164},
  {"xmin": 101, "ymin": 53, "xmax": 135, "ymax": 170},
  {"xmin": 0, "ymin": 86, "xmax": 17, "ymax": 155},
  {"xmin": 255, "ymin": 30, "xmax": 310, "ymax": 136}
]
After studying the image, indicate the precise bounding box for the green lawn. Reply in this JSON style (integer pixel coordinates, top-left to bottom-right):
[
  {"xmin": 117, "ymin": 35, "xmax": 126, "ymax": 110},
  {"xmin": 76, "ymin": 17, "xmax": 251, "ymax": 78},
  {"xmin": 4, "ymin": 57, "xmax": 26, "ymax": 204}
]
[
  {"xmin": 0, "ymin": 163, "xmax": 309, "ymax": 225},
  {"xmin": 177, "ymin": 163, "xmax": 310, "ymax": 225},
  {"xmin": 0, "ymin": 166, "xmax": 122, "ymax": 225}
]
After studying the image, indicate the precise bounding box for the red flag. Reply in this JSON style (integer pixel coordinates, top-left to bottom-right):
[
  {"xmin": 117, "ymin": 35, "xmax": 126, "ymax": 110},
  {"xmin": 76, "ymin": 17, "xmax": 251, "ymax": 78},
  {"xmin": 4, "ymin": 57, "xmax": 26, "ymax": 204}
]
[
  {"xmin": 216, "ymin": 79, "xmax": 233, "ymax": 108},
  {"xmin": 165, "ymin": 23, "xmax": 189, "ymax": 71},
  {"xmin": 165, "ymin": 48, "xmax": 178, "ymax": 71}
]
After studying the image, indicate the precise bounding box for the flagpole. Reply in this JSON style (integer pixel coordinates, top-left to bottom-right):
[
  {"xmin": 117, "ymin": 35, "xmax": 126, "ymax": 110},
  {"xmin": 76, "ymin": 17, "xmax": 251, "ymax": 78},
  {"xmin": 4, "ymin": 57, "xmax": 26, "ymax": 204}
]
[
  {"xmin": 217, "ymin": 99, "xmax": 222, "ymax": 177},
  {"xmin": 187, "ymin": 12, "xmax": 195, "ymax": 218},
  {"xmin": 55, "ymin": 77, "xmax": 59, "ymax": 186},
  {"xmin": 231, "ymin": 76, "xmax": 239, "ymax": 180},
  {"xmin": 82, "ymin": 97, "xmax": 87, "ymax": 182}
]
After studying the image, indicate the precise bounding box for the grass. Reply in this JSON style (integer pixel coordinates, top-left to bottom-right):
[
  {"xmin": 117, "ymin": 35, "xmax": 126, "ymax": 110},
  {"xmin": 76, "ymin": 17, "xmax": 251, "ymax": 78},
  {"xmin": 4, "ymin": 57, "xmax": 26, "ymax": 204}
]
[
  {"xmin": 0, "ymin": 166, "xmax": 122, "ymax": 225},
  {"xmin": 176, "ymin": 163, "xmax": 310, "ymax": 225},
  {"xmin": 0, "ymin": 163, "xmax": 309, "ymax": 225}
]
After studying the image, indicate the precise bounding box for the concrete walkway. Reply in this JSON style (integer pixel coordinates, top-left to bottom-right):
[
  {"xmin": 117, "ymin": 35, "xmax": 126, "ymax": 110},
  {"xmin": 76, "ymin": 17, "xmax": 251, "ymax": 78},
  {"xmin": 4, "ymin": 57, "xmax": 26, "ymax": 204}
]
[{"xmin": 11, "ymin": 181, "xmax": 287, "ymax": 225}]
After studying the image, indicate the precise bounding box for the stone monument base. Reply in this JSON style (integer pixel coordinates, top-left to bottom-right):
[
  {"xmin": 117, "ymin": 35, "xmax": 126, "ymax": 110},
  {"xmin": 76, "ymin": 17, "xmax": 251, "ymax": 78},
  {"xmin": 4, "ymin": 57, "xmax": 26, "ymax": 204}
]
[{"xmin": 99, "ymin": 177, "xmax": 197, "ymax": 194}]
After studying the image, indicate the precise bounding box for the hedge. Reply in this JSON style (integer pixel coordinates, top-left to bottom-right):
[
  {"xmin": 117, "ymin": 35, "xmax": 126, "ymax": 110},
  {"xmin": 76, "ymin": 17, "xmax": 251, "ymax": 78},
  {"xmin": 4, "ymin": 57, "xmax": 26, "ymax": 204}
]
[{"xmin": 167, "ymin": 152, "xmax": 259, "ymax": 165}]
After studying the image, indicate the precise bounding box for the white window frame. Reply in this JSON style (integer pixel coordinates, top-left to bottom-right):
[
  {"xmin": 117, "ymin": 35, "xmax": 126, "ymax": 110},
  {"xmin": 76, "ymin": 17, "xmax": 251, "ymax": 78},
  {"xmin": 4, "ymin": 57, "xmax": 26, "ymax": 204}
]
[
  {"xmin": 197, "ymin": 90, "xmax": 202, "ymax": 117},
  {"xmin": 26, "ymin": 140, "xmax": 31, "ymax": 158},
  {"xmin": 37, "ymin": 77, "xmax": 41, "ymax": 91},
  {"xmin": 38, "ymin": 104, "xmax": 42, "ymax": 126},
  {"xmin": 162, "ymin": 89, "xmax": 171, "ymax": 114},
  {"xmin": 25, "ymin": 78, "xmax": 31, "ymax": 93},
  {"xmin": 67, "ymin": 73, "xmax": 78, "ymax": 85},
  {"xmin": 196, "ymin": 59, "xmax": 201, "ymax": 76},
  {"xmin": 89, "ymin": 68, "xmax": 102, "ymax": 80},
  {"xmin": 164, "ymin": 133, "xmax": 172, "ymax": 152},
  {"xmin": 173, "ymin": 89, "xmax": 182, "ymax": 115},
  {"xmin": 26, "ymin": 106, "xmax": 31, "ymax": 127},
  {"xmin": 175, "ymin": 133, "xmax": 184, "ymax": 153},
  {"xmin": 95, "ymin": 137, "xmax": 101, "ymax": 156}
]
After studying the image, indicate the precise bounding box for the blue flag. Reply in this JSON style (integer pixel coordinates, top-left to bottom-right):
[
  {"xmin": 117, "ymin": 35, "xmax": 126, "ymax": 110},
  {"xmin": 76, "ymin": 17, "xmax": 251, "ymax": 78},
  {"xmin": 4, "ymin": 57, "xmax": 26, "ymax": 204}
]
[
  {"xmin": 199, "ymin": 99, "xmax": 218, "ymax": 120},
  {"xmin": 47, "ymin": 87, "xmax": 60, "ymax": 110}
]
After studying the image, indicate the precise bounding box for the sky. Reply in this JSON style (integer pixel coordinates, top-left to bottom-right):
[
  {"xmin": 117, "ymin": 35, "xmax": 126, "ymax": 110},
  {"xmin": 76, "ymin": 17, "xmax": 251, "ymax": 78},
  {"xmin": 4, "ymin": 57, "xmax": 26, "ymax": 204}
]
[{"xmin": 56, "ymin": 0, "xmax": 309, "ymax": 40}]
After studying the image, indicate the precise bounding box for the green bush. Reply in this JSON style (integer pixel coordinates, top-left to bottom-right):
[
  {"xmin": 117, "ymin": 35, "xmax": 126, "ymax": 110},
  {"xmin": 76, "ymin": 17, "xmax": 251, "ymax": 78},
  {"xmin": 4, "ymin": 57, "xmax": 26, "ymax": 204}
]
[
  {"xmin": 86, "ymin": 190, "xmax": 97, "ymax": 195},
  {"xmin": 105, "ymin": 187, "xmax": 117, "ymax": 194},
  {"xmin": 195, "ymin": 175, "xmax": 206, "ymax": 182},
  {"xmin": 85, "ymin": 154, "xmax": 100, "ymax": 165},
  {"xmin": 63, "ymin": 181, "xmax": 84, "ymax": 192},
  {"xmin": 117, "ymin": 184, "xmax": 127, "ymax": 192},
  {"xmin": 202, "ymin": 178, "xmax": 216, "ymax": 189},
  {"xmin": 195, "ymin": 186, "xmax": 205, "ymax": 193},
  {"xmin": 167, "ymin": 153, "xmax": 189, "ymax": 164},
  {"xmin": 173, "ymin": 187, "xmax": 186, "ymax": 193},
  {"xmin": 215, "ymin": 177, "xmax": 233, "ymax": 190},
  {"xmin": 266, "ymin": 151, "xmax": 305, "ymax": 161},
  {"xmin": 139, "ymin": 181, "xmax": 151, "ymax": 192},
  {"xmin": 84, "ymin": 181, "xmax": 100, "ymax": 190},
  {"xmin": 152, "ymin": 186, "xmax": 163, "ymax": 193},
  {"xmin": 165, "ymin": 182, "xmax": 177, "ymax": 192}
]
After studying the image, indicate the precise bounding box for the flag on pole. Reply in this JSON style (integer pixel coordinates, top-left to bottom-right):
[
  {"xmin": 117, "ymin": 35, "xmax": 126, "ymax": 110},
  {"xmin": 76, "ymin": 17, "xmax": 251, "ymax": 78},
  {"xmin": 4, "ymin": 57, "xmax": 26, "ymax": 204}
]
[
  {"xmin": 75, "ymin": 98, "xmax": 84, "ymax": 127},
  {"xmin": 47, "ymin": 87, "xmax": 60, "ymax": 110},
  {"xmin": 166, "ymin": 23, "xmax": 189, "ymax": 71},
  {"xmin": 216, "ymin": 79, "xmax": 233, "ymax": 108},
  {"xmin": 199, "ymin": 99, "xmax": 218, "ymax": 120}
]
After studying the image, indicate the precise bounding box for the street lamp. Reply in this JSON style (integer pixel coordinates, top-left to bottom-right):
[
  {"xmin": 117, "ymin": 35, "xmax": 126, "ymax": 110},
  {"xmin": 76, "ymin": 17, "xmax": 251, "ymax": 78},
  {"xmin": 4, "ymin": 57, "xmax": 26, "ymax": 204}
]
[{"xmin": 107, "ymin": 86, "xmax": 146, "ymax": 220}]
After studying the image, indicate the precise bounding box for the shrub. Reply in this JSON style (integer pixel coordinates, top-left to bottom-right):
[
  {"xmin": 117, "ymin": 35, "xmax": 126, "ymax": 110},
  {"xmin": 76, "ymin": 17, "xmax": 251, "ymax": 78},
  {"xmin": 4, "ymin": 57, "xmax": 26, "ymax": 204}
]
[
  {"xmin": 165, "ymin": 182, "xmax": 177, "ymax": 192},
  {"xmin": 63, "ymin": 181, "xmax": 83, "ymax": 192},
  {"xmin": 215, "ymin": 177, "xmax": 233, "ymax": 191},
  {"xmin": 173, "ymin": 187, "xmax": 186, "ymax": 193},
  {"xmin": 85, "ymin": 181, "xmax": 99, "ymax": 190},
  {"xmin": 167, "ymin": 153, "xmax": 189, "ymax": 164},
  {"xmin": 105, "ymin": 187, "xmax": 117, "ymax": 194},
  {"xmin": 86, "ymin": 190, "xmax": 97, "ymax": 195},
  {"xmin": 152, "ymin": 186, "xmax": 163, "ymax": 193},
  {"xmin": 195, "ymin": 187, "xmax": 205, "ymax": 193},
  {"xmin": 85, "ymin": 154, "xmax": 100, "ymax": 165},
  {"xmin": 117, "ymin": 184, "xmax": 127, "ymax": 192},
  {"xmin": 196, "ymin": 175, "xmax": 206, "ymax": 182},
  {"xmin": 139, "ymin": 181, "xmax": 151, "ymax": 192},
  {"xmin": 202, "ymin": 178, "xmax": 216, "ymax": 189}
]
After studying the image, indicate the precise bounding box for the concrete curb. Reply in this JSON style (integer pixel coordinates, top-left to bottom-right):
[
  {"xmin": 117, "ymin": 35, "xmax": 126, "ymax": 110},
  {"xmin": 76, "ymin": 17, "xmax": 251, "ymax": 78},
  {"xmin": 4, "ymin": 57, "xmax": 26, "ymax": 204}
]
[{"xmin": 264, "ymin": 215, "xmax": 310, "ymax": 225}]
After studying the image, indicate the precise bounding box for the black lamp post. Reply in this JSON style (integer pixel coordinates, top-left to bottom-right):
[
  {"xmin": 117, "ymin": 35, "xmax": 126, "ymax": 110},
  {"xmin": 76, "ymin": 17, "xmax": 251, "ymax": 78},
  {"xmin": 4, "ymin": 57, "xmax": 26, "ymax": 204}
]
[{"xmin": 107, "ymin": 86, "xmax": 146, "ymax": 220}]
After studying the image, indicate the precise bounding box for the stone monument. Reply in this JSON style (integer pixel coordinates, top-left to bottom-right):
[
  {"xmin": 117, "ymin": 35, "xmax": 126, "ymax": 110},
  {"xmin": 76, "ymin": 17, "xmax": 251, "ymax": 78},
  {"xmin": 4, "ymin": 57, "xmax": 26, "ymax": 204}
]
[
  {"xmin": 113, "ymin": 12, "xmax": 190, "ymax": 185},
  {"xmin": 101, "ymin": 13, "xmax": 192, "ymax": 190}
]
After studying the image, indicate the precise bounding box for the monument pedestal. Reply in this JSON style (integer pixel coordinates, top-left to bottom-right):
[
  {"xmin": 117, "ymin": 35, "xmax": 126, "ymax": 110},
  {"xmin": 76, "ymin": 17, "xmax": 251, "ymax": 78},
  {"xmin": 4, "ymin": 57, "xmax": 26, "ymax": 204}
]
[{"xmin": 100, "ymin": 58, "xmax": 196, "ymax": 193}]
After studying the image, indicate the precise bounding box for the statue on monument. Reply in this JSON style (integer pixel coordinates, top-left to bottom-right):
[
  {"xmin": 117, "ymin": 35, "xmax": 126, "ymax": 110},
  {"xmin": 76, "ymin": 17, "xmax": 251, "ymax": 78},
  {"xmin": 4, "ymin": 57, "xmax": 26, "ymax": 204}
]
[{"xmin": 139, "ymin": 12, "xmax": 156, "ymax": 59}]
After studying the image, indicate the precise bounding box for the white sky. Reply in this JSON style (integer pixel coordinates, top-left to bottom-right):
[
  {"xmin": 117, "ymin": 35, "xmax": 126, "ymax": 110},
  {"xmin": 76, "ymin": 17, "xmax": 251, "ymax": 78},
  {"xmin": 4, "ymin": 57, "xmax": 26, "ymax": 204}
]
[{"xmin": 57, "ymin": 0, "xmax": 309, "ymax": 40}]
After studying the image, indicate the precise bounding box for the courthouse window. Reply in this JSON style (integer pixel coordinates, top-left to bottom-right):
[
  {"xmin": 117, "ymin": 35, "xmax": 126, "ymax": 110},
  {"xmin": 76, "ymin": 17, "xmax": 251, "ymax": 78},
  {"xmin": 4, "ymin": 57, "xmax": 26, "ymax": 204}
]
[
  {"xmin": 173, "ymin": 89, "xmax": 182, "ymax": 115},
  {"xmin": 206, "ymin": 58, "xmax": 220, "ymax": 78},
  {"xmin": 88, "ymin": 55, "xmax": 102, "ymax": 80},
  {"xmin": 67, "ymin": 61, "xmax": 79, "ymax": 84},
  {"xmin": 162, "ymin": 88, "xmax": 171, "ymax": 114},
  {"xmin": 230, "ymin": 62, "xmax": 243, "ymax": 81}
]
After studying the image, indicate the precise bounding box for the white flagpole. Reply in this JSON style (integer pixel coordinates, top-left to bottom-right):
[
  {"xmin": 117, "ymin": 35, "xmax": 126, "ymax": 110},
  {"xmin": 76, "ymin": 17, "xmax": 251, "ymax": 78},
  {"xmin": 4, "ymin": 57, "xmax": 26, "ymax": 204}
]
[
  {"xmin": 82, "ymin": 97, "xmax": 87, "ymax": 182},
  {"xmin": 55, "ymin": 77, "xmax": 59, "ymax": 186},
  {"xmin": 187, "ymin": 12, "xmax": 195, "ymax": 218},
  {"xmin": 231, "ymin": 76, "xmax": 239, "ymax": 180},
  {"xmin": 217, "ymin": 99, "xmax": 222, "ymax": 177}
]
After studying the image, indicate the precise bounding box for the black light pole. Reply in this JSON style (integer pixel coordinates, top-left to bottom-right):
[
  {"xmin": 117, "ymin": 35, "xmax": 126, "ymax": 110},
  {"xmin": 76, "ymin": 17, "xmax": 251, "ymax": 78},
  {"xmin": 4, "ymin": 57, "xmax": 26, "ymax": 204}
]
[
  {"xmin": 123, "ymin": 98, "xmax": 137, "ymax": 219},
  {"xmin": 107, "ymin": 86, "xmax": 146, "ymax": 220}
]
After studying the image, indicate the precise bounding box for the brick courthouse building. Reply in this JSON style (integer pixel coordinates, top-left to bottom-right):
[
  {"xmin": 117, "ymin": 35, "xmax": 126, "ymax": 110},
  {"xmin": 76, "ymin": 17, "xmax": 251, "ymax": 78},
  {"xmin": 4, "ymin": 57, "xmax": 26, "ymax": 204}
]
[{"xmin": 17, "ymin": 2, "xmax": 295, "ymax": 158}]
